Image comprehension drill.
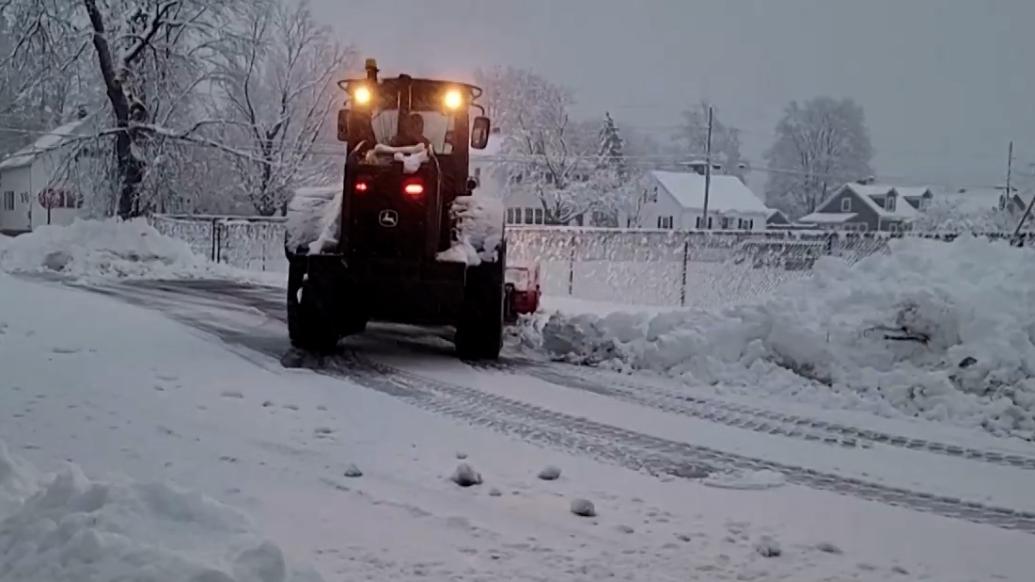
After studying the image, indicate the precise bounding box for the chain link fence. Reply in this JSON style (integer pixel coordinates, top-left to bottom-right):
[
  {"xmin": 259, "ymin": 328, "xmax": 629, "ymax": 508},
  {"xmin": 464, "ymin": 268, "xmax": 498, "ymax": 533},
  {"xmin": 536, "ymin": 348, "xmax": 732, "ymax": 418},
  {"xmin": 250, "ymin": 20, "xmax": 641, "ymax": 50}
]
[{"xmin": 151, "ymin": 214, "xmax": 1028, "ymax": 308}]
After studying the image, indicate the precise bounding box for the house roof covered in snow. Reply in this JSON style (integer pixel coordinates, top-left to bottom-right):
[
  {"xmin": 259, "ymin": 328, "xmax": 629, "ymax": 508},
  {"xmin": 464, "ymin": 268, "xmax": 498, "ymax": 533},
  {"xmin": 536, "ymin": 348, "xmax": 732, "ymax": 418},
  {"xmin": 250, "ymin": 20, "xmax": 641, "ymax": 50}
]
[
  {"xmin": 815, "ymin": 182, "xmax": 921, "ymax": 222},
  {"xmin": 650, "ymin": 170, "xmax": 768, "ymax": 214},
  {"xmin": 0, "ymin": 119, "xmax": 87, "ymax": 171},
  {"xmin": 798, "ymin": 211, "xmax": 859, "ymax": 224}
]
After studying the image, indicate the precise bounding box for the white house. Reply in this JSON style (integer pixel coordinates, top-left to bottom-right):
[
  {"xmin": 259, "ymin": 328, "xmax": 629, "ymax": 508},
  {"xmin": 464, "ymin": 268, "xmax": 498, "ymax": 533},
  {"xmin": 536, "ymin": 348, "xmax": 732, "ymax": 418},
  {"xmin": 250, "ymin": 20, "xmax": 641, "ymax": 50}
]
[
  {"xmin": 0, "ymin": 119, "xmax": 87, "ymax": 234},
  {"xmin": 636, "ymin": 170, "xmax": 768, "ymax": 230}
]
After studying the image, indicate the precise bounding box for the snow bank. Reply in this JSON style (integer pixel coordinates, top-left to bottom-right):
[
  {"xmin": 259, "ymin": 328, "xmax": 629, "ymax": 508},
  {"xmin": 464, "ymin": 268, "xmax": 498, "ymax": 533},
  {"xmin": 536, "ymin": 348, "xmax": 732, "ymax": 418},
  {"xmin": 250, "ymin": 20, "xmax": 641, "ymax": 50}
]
[
  {"xmin": 0, "ymin": 218, "xmax": 213, "ymax": 280},
  {"xmin": 0, "ymin": 441, "xmax": 321, "ymax": 582},
  {"xmin": 436, "ymin": 196, "xmax": 504, "ymax": 266},
  {"xmin": 0, "ymin": 442, "xmax": 36, "ymax": 517},
  {"xmin": 534, "ymin": 236, "xmax": 1035, "ymax": 437}
]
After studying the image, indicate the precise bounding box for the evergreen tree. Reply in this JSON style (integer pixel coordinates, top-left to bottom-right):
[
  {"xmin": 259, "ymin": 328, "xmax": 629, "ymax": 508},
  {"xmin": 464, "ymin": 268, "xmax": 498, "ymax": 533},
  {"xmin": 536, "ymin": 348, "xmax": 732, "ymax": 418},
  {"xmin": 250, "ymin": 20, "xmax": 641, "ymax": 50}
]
[{"xmin": 596, "ymin": 111, "xmax": 627, "ymax": 181}]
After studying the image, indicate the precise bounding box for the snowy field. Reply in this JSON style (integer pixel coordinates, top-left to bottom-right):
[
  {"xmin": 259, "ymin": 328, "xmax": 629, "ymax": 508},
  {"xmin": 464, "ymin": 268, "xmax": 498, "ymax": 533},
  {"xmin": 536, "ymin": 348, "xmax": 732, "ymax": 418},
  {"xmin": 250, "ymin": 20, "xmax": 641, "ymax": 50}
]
[{"xmin": 3, "ymin": 220, "xmax": 1035, "ymax": 581}]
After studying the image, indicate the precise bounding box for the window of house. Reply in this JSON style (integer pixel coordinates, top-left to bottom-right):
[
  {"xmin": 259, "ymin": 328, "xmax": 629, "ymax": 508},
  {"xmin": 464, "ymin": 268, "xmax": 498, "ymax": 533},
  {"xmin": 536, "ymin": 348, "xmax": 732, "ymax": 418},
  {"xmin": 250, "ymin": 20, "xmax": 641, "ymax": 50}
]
[
  {"xmin": 707, "ymin": 217, "xmax": 713, "ymax": 229},
  {"xmin": 657, "ymin": 216, "xmax": 673, "ymax": 229},
  {"xmin": 886, "ymin": 195, "xmax": 896, "ymax": 212},
  {"xmin": 720, "ymin": 217, "xmax": 730, "ymax": 229},
  {"xmin": 747, "ymin": 219, "xmax": 754, "ymax": 230},
  {"xmin": 841, "ymin": 197, "xmax": 852, "ymax": 212},
  {"xmin": 736, "ymin": 218, "xmax": 743, "ymax": 229},
  {"xmin": 524, "ymin": 208, "xmax": 534, "ymax": 224},
  {"xmin": 505, "ymin": 208, "xmax": 516, "ymax": 224},
  {"xmin": 3, "ymin": 191, "xmax": 14, "ymax": 211},
  {"xmin": 695, "ymin": 216, "xmax": 702, "ymax": 229},
  {"xmin": 533, "ymin": 208, "xmax": 544, "ymax": 225}
]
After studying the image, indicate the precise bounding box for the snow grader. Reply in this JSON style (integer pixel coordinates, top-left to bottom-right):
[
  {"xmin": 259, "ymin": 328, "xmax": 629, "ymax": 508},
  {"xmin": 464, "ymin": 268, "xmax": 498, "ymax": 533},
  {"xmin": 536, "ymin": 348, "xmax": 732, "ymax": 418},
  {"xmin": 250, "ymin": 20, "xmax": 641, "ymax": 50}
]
[{"xmin": 283, "ymin": 59, "xmax": 505, "ymax": 359}]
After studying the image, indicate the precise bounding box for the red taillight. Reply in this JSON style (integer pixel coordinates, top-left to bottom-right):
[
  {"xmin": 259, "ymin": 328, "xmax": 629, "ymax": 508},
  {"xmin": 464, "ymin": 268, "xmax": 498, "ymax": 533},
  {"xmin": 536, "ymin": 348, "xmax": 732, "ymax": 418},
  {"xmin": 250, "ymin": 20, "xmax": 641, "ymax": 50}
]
[
  {"xmin": 354, "ymin": 180, "xmax": 369, "ymax": 193},
  {"xmin": 402, "ymin": 179, "xmax": 424, "ymax": 199}
]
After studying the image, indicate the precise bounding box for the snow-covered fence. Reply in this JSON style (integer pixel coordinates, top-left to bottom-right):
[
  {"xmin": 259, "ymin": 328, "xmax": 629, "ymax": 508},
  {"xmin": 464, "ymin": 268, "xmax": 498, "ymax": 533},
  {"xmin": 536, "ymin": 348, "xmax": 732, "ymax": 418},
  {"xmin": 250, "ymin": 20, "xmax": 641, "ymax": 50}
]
[
  {"xmin": 150, "ymin": 215, "xmax": 1030, "ymax": 308},
  {"xmin": 151, "ymin": 214, "xmax": 289, "ymax": 273}
]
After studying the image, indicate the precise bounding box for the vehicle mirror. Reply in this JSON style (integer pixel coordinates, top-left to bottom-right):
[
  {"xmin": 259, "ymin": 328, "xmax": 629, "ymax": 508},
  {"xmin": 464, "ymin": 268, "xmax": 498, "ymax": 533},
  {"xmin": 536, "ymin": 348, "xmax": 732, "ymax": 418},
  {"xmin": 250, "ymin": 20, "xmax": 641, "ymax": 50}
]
[
  {"xmin": 466, "ymin": 177, "xmax": 479, "ymax": 192},
  {"xmin": 336, "ymin": 109, "xmax": 349, "ymax": 142},
  {"xmin": 471, "ymin": 116, "xmax": 491, "ymax": 150}
]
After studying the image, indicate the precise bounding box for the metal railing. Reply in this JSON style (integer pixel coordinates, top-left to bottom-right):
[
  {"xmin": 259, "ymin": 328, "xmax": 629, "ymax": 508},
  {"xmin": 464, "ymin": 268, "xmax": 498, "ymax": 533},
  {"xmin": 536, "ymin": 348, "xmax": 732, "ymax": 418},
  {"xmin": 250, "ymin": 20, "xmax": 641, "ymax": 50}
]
[{"xmin": 151, "ymin": 214, "xmax": 1029, "ymax": 308}]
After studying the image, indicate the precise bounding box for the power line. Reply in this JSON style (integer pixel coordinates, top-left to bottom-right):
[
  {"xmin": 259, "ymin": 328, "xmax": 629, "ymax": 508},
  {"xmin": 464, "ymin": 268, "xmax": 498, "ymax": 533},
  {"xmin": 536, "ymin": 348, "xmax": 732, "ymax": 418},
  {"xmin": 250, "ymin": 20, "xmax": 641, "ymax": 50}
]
[{"xmin": 1, "ymin": 124, "xmax": 1029, "ymax": 192}]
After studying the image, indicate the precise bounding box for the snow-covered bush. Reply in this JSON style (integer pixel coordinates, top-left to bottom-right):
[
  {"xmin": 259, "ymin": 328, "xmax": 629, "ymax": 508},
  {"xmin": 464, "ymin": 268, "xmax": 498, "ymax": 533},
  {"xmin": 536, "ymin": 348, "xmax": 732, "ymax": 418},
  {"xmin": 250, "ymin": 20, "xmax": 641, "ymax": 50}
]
[{"xmin": 533, "ymin": 236, "xmax": 1035, "ymax": 437}]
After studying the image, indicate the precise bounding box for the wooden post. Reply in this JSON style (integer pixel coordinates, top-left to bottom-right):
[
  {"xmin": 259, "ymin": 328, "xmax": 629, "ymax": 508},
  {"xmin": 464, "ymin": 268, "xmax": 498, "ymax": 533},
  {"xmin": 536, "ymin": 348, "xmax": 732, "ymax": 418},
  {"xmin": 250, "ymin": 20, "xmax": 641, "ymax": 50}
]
[{"xmin": 679, "ymin": 238, "xmax": 689, "ymax": 307}]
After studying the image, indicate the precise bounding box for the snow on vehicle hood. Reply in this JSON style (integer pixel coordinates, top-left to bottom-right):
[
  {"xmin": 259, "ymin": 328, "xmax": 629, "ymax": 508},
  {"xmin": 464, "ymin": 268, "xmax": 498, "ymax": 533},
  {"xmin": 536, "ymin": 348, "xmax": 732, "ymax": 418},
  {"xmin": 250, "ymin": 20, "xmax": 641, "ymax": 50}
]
[
  {"xmin": 436, "ymin": 196, "xmax": 505, "ymax": 266},
  {"xmin": 530, "ymin": 236, "xmax": 1035, "ymax": 438}
]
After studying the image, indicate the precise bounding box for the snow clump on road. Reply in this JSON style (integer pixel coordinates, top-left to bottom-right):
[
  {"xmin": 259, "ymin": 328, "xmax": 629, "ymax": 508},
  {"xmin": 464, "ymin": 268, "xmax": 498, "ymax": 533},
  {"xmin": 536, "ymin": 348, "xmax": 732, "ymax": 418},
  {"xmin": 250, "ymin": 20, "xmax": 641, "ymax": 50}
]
[
  {"xmin": 534, "ymin": 236, "xmax": 1035, "ymax": 438},
  {"xmin": 0, "ymin": 440, "xmax": 321, "ymax": 582}
]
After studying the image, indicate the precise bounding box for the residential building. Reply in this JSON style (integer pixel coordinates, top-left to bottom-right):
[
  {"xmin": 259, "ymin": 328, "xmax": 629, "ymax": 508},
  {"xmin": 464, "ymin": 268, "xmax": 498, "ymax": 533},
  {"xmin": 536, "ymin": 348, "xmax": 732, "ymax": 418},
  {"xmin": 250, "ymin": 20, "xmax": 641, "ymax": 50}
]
[
  {"xmin": 765, "ymin": 208, "xmax": 791, "ymax": 228},
  {"xmin": 798, "ymin": 181, "xmax": 928, "ymax": 232},
  {"xmin": 0, "ymin": 120, "xmax": 87, "ymax": 235},
  {"xmin": 636, "ymin": 169, "xmax": 768, "ymax": 230}
]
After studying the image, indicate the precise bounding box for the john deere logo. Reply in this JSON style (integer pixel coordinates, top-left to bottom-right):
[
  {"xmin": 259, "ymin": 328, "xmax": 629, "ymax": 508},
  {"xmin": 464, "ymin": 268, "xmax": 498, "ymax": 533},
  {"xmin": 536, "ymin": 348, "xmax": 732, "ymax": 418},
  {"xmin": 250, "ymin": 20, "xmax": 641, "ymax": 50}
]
[{"xmin": 378, "ymin": 209, "xmax": 399, "ymax": 228}]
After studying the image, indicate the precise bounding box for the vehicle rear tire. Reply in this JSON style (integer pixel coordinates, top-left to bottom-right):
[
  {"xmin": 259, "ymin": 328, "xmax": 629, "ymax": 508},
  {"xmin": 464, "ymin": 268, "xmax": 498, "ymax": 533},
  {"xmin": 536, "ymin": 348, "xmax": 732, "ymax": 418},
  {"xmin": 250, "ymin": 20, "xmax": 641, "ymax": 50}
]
[
  {"xmin": 287, "ymin": 255, "xmax": 340, "ymax": 353},
  {"xmin": 455, "ymin": 242, "xmax": 505, "ymax": 360}
]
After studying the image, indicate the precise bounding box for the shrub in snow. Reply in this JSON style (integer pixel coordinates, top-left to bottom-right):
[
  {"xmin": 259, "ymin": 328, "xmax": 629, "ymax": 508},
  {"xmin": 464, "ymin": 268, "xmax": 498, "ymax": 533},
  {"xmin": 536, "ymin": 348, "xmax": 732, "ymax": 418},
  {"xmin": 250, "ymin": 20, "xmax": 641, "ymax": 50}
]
[
  {"xmin": 537, "ymin": 465, "xmax": 562, "ymax": 481},
  {"xmin": 755, "ymin": 536, "xmax": 782, "ymax": 557},
  {"xmin": 436, "ymin": 196, "xmax": 504, "ymax": 266},
  {"xmin": 455, "ymin": 452, "xmax": 468, "ymax": 460},
  {"xmin": 616, "ymin": 524, "xmax": 635, "ymax": 534},
  {"xmin": 0, "ymin": 452, "xmax": 321, "ymax": 581},
  {"xmin": 488, "ymin": 488, "xmax": 502, "ymax": 497},
  {"xmin": 570, "ymin": 498, "xmax": 596, "ymax": 517},
  {"xmin": 450, "ymin": 463, "xmax": 482, "ymax": 487},
  {"xmin": 535, "ymin": 236, "xmax": 1035, "ymax": 438},
  {"xmin": 344, "ymin": 464, "xmax": 363, "ymax": 478}
]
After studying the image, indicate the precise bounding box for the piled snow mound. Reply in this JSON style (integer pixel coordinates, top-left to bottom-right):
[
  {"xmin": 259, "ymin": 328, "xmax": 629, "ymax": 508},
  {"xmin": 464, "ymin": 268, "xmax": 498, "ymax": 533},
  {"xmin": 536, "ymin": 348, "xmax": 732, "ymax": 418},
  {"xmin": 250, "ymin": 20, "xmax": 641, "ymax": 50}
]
[
  {"xmin": 0, "ymin": 442, "xmax": 36, "ymax": 517},
  {"xmin": 536, "ymin": 236, "xmax": 1035, "ymax": 437},
  {"xmin": 436, "ymin": 196, "xmax": 504, "ymax": 265},
  {"xmin": 0, "ymin": 218, "xmax": 213, "ymax": 280},
  {"xmin": 0, "ymin": 444, "xmax": 321, "ymax": 581}
]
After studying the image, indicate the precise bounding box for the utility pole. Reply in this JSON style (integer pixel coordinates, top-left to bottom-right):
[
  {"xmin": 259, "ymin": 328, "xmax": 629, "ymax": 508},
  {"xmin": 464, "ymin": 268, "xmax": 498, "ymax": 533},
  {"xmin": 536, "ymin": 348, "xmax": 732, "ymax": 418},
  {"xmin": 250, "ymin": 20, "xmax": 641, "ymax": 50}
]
[
  {"xmin": 1006, "ymin": 141, "xmax": 1014, "ymax": 198},
  {"xmin": 702, "ymin": 106, "xmax": 713, "ymax": 228}
]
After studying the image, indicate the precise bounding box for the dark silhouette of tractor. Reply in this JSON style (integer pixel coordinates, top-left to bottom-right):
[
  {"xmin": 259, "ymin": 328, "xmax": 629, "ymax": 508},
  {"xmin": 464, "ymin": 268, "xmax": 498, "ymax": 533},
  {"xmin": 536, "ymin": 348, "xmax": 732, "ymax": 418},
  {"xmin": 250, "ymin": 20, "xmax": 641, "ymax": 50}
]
[{"xmin": 284, "ymin": 59, "xmax": 502, "ymax": 359}]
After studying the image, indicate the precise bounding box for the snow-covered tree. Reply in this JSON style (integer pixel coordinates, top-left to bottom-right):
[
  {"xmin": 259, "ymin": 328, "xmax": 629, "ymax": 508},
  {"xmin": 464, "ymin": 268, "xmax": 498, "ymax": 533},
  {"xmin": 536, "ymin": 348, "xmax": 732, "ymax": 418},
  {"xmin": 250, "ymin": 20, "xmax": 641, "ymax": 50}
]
[
  {"xmin": 675, "ymin": 101, "xmax": 747, "ymax": 181},
  {"xmin": 0, "ymin": 0, "xmax": 259, "ymax": 217},
  {"xmin": 587, "ymin": 112, "xmax": 631, "ymax": 226},
  {"xmin": 475, "ymin": 66, "xmax": 596, "ymax": 225},
  {"xmin": 913, "ymin": 194, "xmax": 1025, "ymax": 233},
  {"xmin": 763, "ymin": 97, "xmax": 874, "ymax": 218},
  {"xmin": 213, "ymin": 0, "xmax": 354, "ymax": 216}
]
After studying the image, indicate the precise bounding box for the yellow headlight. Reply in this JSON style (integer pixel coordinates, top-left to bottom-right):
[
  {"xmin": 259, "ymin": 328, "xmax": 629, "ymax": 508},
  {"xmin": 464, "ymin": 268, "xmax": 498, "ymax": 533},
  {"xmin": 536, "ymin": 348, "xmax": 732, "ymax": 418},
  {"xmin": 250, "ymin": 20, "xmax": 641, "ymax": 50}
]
[
  {"xmin": 443, "ymin": 89, "xmax": 463, "ymax": 110},
  {"xmin": 353, "ymin": 85, "xmax": 372, "ymax": 105}
]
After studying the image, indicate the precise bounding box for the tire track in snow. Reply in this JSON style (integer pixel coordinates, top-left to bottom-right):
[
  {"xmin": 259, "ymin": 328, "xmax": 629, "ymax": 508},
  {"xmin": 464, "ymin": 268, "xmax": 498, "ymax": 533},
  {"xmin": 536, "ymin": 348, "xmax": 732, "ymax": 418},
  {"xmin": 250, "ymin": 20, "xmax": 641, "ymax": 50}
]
[
  {"xmin": 107, "ymin": 279, "xmax": 1035, "ymax": 470},
  {"xmin": 348, "ymin": 354, "xmax": 1035, "ymax": 535},
  {"xmin": 472, "ymin": 359, "xmax": 1035, "ymax": 471},
  {"xmin": 75, "ymin": 278, "xmax": 1035, "ymax": 533}
]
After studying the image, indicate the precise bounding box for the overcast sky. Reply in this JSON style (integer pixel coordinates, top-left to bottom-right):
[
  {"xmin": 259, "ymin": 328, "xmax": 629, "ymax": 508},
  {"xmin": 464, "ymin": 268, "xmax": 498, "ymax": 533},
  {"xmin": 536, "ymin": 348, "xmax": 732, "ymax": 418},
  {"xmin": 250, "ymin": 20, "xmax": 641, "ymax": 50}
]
[{"xmin": 311, "ymin": 0, "xmax": 1035, "ymax": 191}]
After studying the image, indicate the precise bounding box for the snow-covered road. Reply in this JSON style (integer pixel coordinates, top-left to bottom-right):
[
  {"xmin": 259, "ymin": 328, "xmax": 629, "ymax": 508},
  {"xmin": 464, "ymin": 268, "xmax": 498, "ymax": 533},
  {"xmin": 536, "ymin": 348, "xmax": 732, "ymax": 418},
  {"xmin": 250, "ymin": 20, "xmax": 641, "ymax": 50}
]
[{"xmin": 3, "ymin": 271, "xmax": 1035, "ymax": 581}]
